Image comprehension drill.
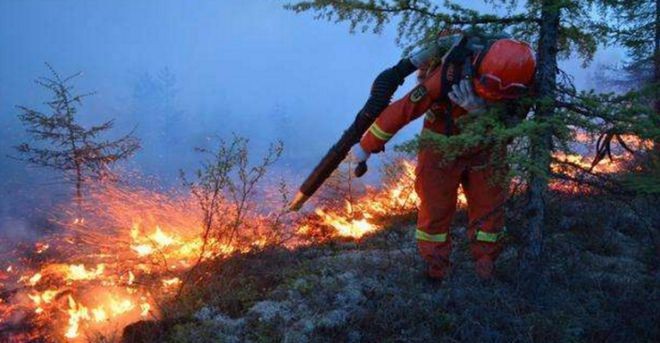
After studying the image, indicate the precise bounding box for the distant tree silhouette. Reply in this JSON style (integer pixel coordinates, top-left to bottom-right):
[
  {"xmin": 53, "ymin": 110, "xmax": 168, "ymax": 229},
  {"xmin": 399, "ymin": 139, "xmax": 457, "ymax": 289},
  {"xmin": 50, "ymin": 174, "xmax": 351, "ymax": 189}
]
[
  {"xmin": 130, "ymin": 67, "xmax": 186, "ymax": 177},
  {"xmin": 14, "ymin": 64, "xmax": 141, "ymax": 203},
  {"xmin": 132, "ymin": 68, "xmax": 182, "ymax": 144}
]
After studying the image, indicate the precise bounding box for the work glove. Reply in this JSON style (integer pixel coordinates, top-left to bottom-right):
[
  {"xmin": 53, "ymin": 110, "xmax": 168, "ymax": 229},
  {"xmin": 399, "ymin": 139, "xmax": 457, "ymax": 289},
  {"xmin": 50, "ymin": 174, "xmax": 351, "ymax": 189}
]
[
  {"xmin": 448, "ymin": 79, "xmax": 487, "ymax": 113},
  {"xmin": 350, "ymin": 144, "xmax": 371, "ymax": 177}
]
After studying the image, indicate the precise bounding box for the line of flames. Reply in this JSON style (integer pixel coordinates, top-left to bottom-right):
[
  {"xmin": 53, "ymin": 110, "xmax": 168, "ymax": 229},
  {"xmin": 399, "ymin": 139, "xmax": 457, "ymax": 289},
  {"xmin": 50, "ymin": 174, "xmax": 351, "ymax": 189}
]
[{"xmin": 0, "ymin": 132, "xmax": 651, "ymax": 341}]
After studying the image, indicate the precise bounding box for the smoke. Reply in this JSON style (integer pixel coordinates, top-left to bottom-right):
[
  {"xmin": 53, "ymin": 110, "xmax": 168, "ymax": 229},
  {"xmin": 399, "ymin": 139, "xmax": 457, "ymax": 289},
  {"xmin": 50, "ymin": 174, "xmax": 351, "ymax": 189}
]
[{"xmin": 0, "ymin": 0, "xmax": 620, "ymax": 239}]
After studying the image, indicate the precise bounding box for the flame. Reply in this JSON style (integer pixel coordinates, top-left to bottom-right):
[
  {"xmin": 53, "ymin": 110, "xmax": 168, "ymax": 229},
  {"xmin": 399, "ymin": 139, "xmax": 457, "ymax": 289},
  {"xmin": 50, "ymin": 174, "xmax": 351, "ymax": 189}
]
[
  {"xmin": 140, "ymin": 303, "xmax": 151, "ymax": 317},
  {"xmin": 161, "ymin": 277, "xmax": 181, "ymax": 287},
  {"xmin": 314, "ymin": 208, "xmax": 378, "ymax": 238},
  {"xmin": 67, "ymin": 264, "xmax": 105, "ymax": 281},
  {"xmin": 550, "ymin": 132, "xmax": 653, "ymax": 193},
  {"xmin": 1, "ymin": 132, "xmax": 650, "ymax": 341},
  {"xmin": 2, "ymin": 158, "xmax": 429, "ymax": 340},
  {"xmin": 92, "ymin": 308, "xmax": 107, "ymax": 322},
  {"xmin": 127, "ymin": 271, "xmax": 135, "ymax": 285},
  {"xmin": 109, "ymin": 298, "xmax": 135, "ymax": 315},
  {"xmin": 35, "ymin": 242, "xmax": 50, "ymax": 254},
  {"xmin": 28, "ymin": 273, "xmax": 42, "ymax": 286},
  {"xmin": 65, "ymin": 295, "xmax": 89, "ymax": 339},
  {"xmin": 151, "ymin": 227, "xmax": 175, "ymax": 247},
  {"xmin": 28, "ymin": 289, "xmax": 59, "ymax": 308},
  {"xmin": 303, "ymin": 159, "xmax": 468, "ymax": 239},
  {"xmin": 131, "ymin": 244, "xmax": 154, "ymax": 257}
]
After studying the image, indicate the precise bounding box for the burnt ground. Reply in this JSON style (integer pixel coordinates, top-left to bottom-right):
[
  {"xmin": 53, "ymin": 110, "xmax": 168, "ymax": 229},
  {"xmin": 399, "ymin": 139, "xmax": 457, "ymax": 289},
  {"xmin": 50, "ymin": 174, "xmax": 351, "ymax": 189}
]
[{"xmin": 120, "ymin": 194, "xmax": 659, "ymax": 343}]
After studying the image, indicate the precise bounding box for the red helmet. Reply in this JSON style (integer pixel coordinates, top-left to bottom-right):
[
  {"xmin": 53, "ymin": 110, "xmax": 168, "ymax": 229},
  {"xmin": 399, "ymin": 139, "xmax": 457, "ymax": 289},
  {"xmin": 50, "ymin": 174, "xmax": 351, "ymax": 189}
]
[{"xmin": 472, "ymin": 39, "xmax": 536, "ymax": 102}]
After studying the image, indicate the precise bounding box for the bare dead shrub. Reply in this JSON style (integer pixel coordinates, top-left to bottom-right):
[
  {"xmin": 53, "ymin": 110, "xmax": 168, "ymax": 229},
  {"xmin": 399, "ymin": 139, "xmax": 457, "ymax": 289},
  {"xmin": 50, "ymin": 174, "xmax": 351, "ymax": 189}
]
[{"xmin": 177, "ymin": 134, "xmax": 285, "ymax": 296}]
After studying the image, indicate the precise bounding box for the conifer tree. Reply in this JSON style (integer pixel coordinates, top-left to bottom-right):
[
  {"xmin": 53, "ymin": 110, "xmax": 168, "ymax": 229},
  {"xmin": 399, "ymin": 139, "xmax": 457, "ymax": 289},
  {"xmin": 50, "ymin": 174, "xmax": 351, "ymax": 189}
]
[
  {"xmin": 603, "ymin": 0, "xmax": 660, "ymax": 193},
  {"xmin": 14, "ymin": 64, "xmax": 141, "ymax": 203},
  {"xmin": 604, "ymin": 0, "xmax": 658, "ymax": 89},
  {"xmin": 286, "ymin": 0, "xmax": 657, "ymax": 270}
]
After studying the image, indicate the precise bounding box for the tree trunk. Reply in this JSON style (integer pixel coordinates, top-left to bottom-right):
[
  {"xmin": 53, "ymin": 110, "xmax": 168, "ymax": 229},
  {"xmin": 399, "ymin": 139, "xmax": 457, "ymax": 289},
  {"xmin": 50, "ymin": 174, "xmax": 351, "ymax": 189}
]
[
  {"xmin": 655, "ymin": 0, "xmax": 659, "ymax": 115},
  {"xmin": 523, "ymin": 0, "xmax": 560, "ymax": 269},
  {"xmin": 651, "ymin": 0, "xmax": 660, "ymax": 173}
]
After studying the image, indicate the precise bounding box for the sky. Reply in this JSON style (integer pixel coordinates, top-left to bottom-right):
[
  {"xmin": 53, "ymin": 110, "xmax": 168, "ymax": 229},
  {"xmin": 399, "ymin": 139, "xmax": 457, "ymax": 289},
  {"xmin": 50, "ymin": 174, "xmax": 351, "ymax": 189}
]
[{"xmin": 0, "ymin": 0, "xmax": 623, "ymax": 233}]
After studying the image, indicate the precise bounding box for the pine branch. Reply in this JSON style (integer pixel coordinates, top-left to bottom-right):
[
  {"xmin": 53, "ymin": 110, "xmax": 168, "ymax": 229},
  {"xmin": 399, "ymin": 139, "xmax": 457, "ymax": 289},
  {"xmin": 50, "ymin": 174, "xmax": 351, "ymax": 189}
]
[
  {"xmin": 287, "ymin": 0, "xmax": 536, "ymax": 23},
  {"xmin": 286, "ymin": 0, "xmax": 537, "ymax": 50}
]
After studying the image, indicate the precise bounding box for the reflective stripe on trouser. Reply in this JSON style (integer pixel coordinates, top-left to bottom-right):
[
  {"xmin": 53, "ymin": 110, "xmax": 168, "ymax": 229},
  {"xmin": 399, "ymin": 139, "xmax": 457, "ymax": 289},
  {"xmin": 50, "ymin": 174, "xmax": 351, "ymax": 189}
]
[
  {"xmin": 416, "ymin": 228, "xmax": 451, "ymax": 275},
  {"xmin": 415, "ymin": 229, "xmax": 447, "ymax": 243},
  {"xmin": 475, "ymin": 227, "xmax": 506, "ymax": 243},
  {"xmin": 415, "ymin": 146, "xmax": 508, "ymax": 265},
  {"xmin": 471, "ymin": 227, "xmax": 506, "ymax": 262}
]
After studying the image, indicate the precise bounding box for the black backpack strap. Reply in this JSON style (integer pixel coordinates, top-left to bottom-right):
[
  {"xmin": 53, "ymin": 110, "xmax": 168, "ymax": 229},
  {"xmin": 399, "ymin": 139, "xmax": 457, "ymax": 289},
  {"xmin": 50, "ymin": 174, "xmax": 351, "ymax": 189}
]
[
  {"xmin": 437, "ymin": 36, "xmax": 472, "ymax": 136},
  {"xmin": 443, "ymin": 102, "xmax": 455, "ymax": 135}
]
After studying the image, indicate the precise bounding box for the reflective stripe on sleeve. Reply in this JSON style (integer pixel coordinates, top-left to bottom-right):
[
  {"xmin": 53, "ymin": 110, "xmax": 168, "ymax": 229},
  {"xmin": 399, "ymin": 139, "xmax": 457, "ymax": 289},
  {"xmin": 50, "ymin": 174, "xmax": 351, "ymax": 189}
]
[
  {"xmin": 415, "ymin": 229, "xmax": 448, "ymax": 243},
  {"xmin": 368, "ymin": 123, "xmax": 393, "ymax": 141}
]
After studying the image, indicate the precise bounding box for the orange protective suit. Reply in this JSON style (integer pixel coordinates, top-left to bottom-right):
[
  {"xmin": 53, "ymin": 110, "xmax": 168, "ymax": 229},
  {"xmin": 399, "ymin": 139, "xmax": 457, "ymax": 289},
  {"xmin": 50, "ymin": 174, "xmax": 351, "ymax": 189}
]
[{"xmin": 359, "ymin": 65, "xmax": 508, "ymax": 279}]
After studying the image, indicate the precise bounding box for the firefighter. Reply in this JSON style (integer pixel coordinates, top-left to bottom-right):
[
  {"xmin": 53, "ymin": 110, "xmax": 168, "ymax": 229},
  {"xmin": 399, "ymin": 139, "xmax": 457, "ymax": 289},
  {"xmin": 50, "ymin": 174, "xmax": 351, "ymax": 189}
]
[{"xmin": 352, "ymin": 38, "xmax": 536, "ymax": 280}]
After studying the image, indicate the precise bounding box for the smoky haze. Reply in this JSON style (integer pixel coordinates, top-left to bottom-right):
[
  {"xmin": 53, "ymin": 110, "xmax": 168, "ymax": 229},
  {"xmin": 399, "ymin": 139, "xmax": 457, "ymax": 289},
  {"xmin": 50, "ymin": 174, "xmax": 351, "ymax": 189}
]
[{"xmin": 0, "ymin": 0, "xmax": 620, "ymax": 236}]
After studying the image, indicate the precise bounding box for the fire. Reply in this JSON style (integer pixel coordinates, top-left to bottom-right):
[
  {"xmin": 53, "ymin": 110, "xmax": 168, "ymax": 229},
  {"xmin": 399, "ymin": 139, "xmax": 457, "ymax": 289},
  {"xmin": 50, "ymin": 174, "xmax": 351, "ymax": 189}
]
[
  {"xmin": 35, "ymin": 242, "xmax": 50, "ymax": 254},
  {"xmin": 2, "ymin": 158, "xmax": 428, "ymax": 340},
  {"xmin": 151, "ymin": 227, "xmax": 175, "ymax": 247},
  {"xmin": 28, "ymin": 289, "xmax": 58, "ymax": 307},
  {"xmin": 28, "ymin": 273, "xmax": 42, "ymax": 286},
  {"xmin": 65, "ymin": 296, "xmax": 89, "ymax": 339},
  {"xmin": 302, "ymin": 159, "xmax": 469, "ymax": 239},
  {"xmin": 67, "ymin": 264, "xmax": 105, "ymax": 281},
  {"xmin": 366, "ymin": 159, "xmax": 421, "ymax": 215},
  {"xmin": 1, "ymin": 132, "xmax": 650, "ymax": 341},
  {"xmin": 294, "ymin": 159, "xmax": 422, "ymax": 239},
  {"xmin": 550, "ymin": 131, "xmax": 653, "ymax": 193},
  {"xmin": 314, "ymin": 207, "xmax": 378, "ymax": 238},
  {"xmin": 0, "ymin": 178, "xmax": 289, "ymax": 341},
  {"xmin": 92, "ymin": 308, "xmax": 107, "ymax": 322},
  {"xmin": 108, "ymin": 298, "xmax": 135, "ymax": 315},
  {"xmin": 62, "ymin": 295, "xmax": 138, "ymax": 338},
  {"xmin": 131, "ymin": 244, "xmax": 154, "ymax": 257},
  {"xmin": 140, "ymin": 302, "xmax": 151, "ymax": 317},
  {"xmin": 161, "ymin": 277, "xmax": 181, "ymax": 287}
]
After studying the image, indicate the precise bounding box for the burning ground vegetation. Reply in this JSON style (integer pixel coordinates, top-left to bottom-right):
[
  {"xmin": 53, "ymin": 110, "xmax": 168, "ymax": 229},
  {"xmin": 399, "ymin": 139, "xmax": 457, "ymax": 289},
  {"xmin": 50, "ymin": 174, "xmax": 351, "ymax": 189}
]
[{"xmin": 0, "ymin": 132, "xmax": 657, "ymax": 342}]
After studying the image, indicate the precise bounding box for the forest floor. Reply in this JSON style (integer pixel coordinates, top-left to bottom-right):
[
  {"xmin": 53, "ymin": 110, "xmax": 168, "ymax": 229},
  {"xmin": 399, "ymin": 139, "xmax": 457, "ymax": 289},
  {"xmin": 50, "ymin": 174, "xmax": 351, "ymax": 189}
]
[{"xmin": 121, "ymin": 194, "xmax": 659, "ymax": 343}]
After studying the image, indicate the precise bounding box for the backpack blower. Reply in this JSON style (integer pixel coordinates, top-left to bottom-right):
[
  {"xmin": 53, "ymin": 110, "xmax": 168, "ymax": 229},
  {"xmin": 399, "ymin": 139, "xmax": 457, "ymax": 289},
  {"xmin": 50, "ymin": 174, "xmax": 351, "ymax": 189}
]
[{"xmin": 288, "ymin": 32, "xmax": 500, "ymax": 211}]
